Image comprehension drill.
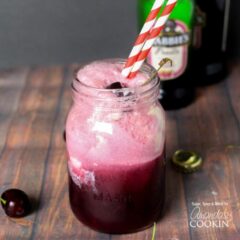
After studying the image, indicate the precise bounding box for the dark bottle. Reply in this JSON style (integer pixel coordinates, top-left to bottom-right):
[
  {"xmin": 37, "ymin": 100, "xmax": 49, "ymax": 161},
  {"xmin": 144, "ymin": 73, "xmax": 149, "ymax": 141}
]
[
  {"xmin": 193, "ymin": 0, "xmax": 230, "ymax": 85},
  {"xmin": 138, "ymin": 0, "xmax": 196, "ymax": 110}
]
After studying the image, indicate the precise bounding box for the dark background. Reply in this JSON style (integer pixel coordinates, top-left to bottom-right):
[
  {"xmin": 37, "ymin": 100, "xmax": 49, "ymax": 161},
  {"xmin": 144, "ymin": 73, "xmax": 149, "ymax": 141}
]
[{"xmin": 0, "ymin": 0, "xmax": 239, "ymax": 69}]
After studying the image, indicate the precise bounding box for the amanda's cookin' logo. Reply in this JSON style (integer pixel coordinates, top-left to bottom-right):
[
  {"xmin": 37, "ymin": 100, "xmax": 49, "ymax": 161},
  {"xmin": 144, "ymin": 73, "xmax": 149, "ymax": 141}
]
[
  {"xmin": 153, "ymin": 20, "xmax": 190, "ymax": 47},
  {"xmin": 189, "ymin": 201, "xmax": 233, "ymax": 229}
]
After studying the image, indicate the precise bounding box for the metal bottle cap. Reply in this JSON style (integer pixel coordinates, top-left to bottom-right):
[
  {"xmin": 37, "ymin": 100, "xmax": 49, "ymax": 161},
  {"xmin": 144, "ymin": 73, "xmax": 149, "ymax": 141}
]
[{"xmin": 172, "ymin": 150, "xmax": 203, "ymax": 173}]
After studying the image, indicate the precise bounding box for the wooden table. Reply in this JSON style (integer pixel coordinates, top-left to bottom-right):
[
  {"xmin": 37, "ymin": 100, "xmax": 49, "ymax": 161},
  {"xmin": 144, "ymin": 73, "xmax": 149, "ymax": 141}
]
[{"xmin": 0, "ymin": 64, "xmax": 240, "ymax": 240}]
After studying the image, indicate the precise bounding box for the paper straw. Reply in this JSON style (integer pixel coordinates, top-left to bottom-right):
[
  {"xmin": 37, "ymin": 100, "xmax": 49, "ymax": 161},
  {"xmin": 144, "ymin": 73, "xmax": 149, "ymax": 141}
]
[
  {"xmin": 123, "ymin": 0, "xmax": 177, "ymax": 79},
  {"xmin": 121, "ymin": 0, "xmax": 165, "ymax": 77}
]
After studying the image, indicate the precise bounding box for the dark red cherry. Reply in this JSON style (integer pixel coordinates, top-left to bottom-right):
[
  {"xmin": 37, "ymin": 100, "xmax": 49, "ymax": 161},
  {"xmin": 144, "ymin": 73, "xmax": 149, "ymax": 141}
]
[
  {"xmin": 106, "ymin": 82, "xmax": 123, "ymax": 90},
  {"xmin": 105, "ymin": 82, "xmax": 131, "ymax": 97},
  {"xmin": 0, "ymin": 189, "xmax": 31, "ymax": 218}
]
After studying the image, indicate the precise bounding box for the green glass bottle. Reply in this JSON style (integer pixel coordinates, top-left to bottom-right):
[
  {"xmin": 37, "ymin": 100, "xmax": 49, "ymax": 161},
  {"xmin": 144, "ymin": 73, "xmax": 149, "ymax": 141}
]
[{"xmin": 138, "ymin": 0, "xmax": 196, "ymax": 110}]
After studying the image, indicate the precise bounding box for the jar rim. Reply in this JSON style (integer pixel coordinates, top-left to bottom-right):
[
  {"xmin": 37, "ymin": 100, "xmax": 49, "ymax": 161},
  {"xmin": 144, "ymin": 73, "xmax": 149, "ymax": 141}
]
[
  {"xmin": 72, "ymin": 58, "xmax": 160, "ymax": 110},
  {"xmin": 73, "ymin": 58, "xmax": 158, "ymax": 90}
]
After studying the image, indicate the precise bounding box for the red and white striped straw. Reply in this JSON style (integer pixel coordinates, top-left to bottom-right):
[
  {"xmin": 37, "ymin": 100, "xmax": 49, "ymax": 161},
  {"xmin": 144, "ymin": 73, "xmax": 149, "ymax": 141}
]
[
  {"xmin": 122, "ymin": 0, "xmax": 177, "ymax": 79},
  {"xmin": 121, "ymin": 0, "xmax": 165, "ymax": 78}
]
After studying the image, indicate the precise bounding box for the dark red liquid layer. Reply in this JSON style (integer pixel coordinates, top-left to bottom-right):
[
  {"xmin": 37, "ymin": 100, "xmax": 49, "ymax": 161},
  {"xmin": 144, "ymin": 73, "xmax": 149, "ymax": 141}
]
[{"xmin": 69, "ymin": 155, "xmax": 165, "ymax": 234}]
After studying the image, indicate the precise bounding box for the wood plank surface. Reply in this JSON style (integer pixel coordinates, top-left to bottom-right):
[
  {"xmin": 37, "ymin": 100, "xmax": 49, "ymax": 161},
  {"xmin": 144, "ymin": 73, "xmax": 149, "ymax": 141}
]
[{"xmin": 0, "ymin": 64, "xmax": 240, "ymax": 240}]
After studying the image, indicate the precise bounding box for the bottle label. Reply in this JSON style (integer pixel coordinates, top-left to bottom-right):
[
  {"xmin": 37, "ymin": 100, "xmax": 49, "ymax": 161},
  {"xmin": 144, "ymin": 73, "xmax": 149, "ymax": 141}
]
[{"xmin": 148, "ymin": 20, "xmax": 190, "ymax": 81}]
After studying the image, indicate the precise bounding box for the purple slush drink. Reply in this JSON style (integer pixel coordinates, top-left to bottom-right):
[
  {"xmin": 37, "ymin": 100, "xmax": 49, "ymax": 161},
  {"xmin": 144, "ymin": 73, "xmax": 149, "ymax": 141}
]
[{"xmin": 66, "ymin": 59, "xmax": 166, "ymax": 233}]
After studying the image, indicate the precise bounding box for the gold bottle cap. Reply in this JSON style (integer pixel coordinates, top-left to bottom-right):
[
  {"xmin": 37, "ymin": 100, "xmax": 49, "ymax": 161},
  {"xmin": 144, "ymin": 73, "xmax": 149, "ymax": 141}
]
[{"xmin": 172, "ymin": 150, "xmax": 203, "ymax": 173}]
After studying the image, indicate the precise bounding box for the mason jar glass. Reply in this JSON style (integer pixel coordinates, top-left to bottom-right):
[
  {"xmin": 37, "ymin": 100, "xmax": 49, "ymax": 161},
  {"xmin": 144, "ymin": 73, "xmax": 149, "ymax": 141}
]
[{"xmin": 65, "ymin": 59, "xmax": 166, "ymax": 234}]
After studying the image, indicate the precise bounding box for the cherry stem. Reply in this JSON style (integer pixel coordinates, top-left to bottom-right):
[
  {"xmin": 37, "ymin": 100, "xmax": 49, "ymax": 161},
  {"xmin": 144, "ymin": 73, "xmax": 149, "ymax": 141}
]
[
  {"xmin": 148, "ymin": 58, "xmax": 173, "ymax": 82},
  {"xmin": 151, "ymin": 222, "xmax": 157, "ymax": 240},
  {"xmin": 0, "ymin": 197, "xmax": 7, "ymax": 205}
]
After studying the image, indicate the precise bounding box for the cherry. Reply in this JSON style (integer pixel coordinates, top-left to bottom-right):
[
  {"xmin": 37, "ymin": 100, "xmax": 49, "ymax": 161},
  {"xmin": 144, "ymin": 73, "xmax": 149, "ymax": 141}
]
[
  {"xmin": 0, "ymin": 189, "xmax": 31, "ymax": 218},
  {"xmin": 106, "ymin": 82, "xmax": 123, "ymax": 90},
  {"xmin": 105, "ymin": 82, "xmax": 131, "ymax": 97}
]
